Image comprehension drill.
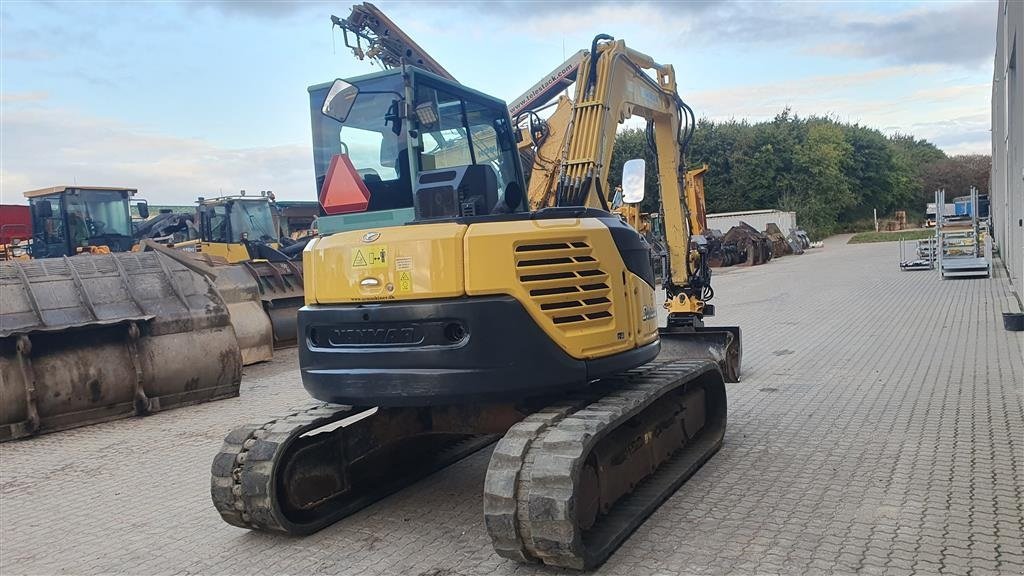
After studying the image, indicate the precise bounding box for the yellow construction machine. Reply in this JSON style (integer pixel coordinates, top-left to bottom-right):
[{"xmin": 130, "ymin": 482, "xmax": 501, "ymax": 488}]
[
  {"xmin": 150, "ymin": 194, "xmax": 305, "ymax": 359},
  {"xmin": 212, "ymin": 30, "xmax": 740, "ymax": 570}
]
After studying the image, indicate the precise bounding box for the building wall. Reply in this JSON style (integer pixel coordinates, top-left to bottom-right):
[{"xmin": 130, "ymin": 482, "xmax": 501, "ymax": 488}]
[{"xmin": 992, "ymin": 0, "xmax": 1024, "ymax": 304}]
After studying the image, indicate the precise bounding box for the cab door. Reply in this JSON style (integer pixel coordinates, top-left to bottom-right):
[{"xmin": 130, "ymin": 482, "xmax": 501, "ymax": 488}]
[{"xmin": 29, "ymin": 195, "xmax": 70, "ymax": 258}]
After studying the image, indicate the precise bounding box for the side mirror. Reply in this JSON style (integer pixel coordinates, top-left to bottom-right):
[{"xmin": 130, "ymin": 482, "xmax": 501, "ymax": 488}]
[
  {"xmin": 137, "ymin": 202, "xmax": 150, "ymax": 219},
  {"xmin": 322, "ymin": 79, "xmax": 359, "ymax": 122},
  {"xmin": 35, "ymin": 201, "xmax": 53, "ymax": 219},
  {"xmin": 622, "ymin": 158, "xmax": 646, "ymax": 204}
]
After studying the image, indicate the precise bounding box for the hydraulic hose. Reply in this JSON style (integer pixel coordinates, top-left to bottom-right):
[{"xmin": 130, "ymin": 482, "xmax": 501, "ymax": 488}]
[{"xmin": 586, "ymin": 34, "xmax": 615, "ymax": 98}]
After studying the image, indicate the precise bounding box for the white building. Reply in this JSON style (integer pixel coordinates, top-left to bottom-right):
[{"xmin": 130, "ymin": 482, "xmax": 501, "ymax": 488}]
[{"xmin": 991, "ymin": 0, "xmax": 1023, "ymax": 305}]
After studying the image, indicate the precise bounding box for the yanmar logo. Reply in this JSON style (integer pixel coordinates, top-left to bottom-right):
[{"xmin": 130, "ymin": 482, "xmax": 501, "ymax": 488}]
[{"xmin": 316, "ymin": 326, "xmax": 422, "ymax": 347}]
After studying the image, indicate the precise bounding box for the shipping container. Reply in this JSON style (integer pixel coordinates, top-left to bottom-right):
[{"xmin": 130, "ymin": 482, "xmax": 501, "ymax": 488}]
[{"xmin": 705, "ymin": 209, "xmax": 797, "ymax": 235}]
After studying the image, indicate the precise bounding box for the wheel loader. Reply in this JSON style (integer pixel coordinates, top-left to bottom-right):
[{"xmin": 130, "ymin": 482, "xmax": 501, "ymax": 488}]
[
  {"xmin": 23, "ymin": 186, "xmax": 149, "ymax": 257},
  {"xmin": 212, "ymin": 34, "xmax": 740, "ymax": 570},
  {"xmin": 184, "ymin": 194, "xmax": 305, "ymax": 350}
]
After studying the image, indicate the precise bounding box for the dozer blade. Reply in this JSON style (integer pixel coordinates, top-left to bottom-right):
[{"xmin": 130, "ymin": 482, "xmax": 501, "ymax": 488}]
[
  {"xmin": 658, "ymin": 325, "xmax": 742, "ymax": 383},
  {"xmin": 0, "ymin": 252, "xmax": 242, "ymax": 441}
]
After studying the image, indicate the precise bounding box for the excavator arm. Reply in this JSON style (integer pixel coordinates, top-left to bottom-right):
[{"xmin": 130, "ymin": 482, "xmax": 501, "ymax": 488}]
[{"xmin": 529, "ymin": 36, "xmax": 707, "ymax": 315}]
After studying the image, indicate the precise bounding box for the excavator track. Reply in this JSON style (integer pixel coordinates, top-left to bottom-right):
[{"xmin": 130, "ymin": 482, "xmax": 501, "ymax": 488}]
[
  {"xmin": 211, "ymin": 403, "xmax": 499, "ymax": 535},
  {"xmin": 483, "ymin": 360, "xmax": 727, "ymax": 570}
]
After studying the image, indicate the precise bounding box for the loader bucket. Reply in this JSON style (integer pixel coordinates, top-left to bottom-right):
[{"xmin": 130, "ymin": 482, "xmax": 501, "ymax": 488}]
[
  {"xmin": 239, "ymin": 259, "xmax": 304, "ymax": 348},
  {"xmin": 140, "ymin": 241, "xmax": 274, "ymax": 365},
  {"xmin": 0, "ymin": 252, "xmax": 242, "ymax": 441},
  {"xmin": 658, "ymin": 325, "xmax": 742, "ymax": 383}
]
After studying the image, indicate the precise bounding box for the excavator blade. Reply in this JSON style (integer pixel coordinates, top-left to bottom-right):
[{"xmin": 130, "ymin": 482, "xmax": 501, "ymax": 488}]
[
  {"xmin": 658, "ymin": 325, "xmax": 742, "ymax": 383},
  {"xmin": 0, "ymin": 252, "xmax": 242, "ymax": 441}
]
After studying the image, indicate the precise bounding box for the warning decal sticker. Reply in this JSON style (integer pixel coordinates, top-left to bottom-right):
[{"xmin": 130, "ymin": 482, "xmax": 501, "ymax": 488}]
[
  {"xmin": 351, "ymin": 245, "xmax": 389, "ymax": 269},
  {"xmin": 397, "ymin": 271, "xmax": 413, "ymax": 293}
]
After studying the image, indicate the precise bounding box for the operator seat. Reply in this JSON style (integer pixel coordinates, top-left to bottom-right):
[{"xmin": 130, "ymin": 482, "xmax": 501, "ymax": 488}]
[{"xmin": 366, "ymin": 148, "xmax": 414, "ymax": 211}]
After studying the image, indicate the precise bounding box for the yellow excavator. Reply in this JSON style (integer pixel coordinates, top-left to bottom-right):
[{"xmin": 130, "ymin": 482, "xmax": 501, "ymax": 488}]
[{"xmin": 212, "ymin": 32, "xmax": 740, "ymax": 570}]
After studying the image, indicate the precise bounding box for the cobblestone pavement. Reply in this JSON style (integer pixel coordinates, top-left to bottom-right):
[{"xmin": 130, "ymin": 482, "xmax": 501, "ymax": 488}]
[{"xmin": 2, "ymin": 237, "xmax": 1022, "ymax": 576}]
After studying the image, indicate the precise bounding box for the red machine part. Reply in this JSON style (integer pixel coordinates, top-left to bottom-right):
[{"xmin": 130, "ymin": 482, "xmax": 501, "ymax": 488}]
[
  {"xmin": 0, "ymin": 205, "xmax": 31, "ymax": 244},
  {"xmin": 319, "ymin": 154, "xmax": 370, "ymax": 215}
]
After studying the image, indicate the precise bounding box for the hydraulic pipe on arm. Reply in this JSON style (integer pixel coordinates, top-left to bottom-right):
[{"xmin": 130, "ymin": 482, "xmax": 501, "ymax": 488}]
[
  {"xmin": 535, "ymin": 36, "xmax": 708, "ymax": 318},
  {"xmin": 533, "ymin": 34, "xmax": 738, "ymax": 379}
]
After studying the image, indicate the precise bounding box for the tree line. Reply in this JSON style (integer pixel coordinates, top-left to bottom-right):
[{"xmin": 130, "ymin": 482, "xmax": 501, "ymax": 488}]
[{"xmin": 608, "ymin": 109, "xmax": 991, "ymax": 238}]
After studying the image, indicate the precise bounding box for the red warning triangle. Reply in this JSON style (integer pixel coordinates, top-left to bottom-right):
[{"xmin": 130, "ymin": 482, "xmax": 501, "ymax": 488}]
[{"xmin": 320, "ymin": 154, "xmax": 370, "ymax": 215}]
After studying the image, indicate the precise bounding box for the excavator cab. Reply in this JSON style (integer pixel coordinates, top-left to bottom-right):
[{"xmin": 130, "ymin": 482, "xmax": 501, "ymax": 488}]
[
  {"xmin": 25, "ymin": 186, "xmax": 144, "ymax": 258},
  {"xmin": 309, "ymin": 68, "xmax": 526, "ymax": 235}
]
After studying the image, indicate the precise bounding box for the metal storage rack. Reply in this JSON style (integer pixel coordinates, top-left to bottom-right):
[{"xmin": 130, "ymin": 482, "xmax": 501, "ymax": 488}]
[{"xmin": 935, "ymin": 187, "xmax": 991, "ymax": 279}]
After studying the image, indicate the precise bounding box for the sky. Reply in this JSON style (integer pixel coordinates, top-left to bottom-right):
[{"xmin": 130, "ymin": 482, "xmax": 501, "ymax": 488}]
[{"xmin": 0, "ymin": 0, "xmax": 999, "ymax": 204}]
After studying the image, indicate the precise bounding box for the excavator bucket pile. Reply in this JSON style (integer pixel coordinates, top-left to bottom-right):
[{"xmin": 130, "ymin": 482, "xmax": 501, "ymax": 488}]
[
  {"xmin": 0, "ymin": 252, "xmax": 242, "ymax": 441},
  {"xmin": 704, "ymin": 229, "xmax": 744, "ymax": 267},
  {"xmin": 788, "ymin": 228, "xmax": 811, "ymax": 253},
  {"xmin": 765, "ymin": 223, "xmax": 793, "ymax": 257},
  {"xmin": 723, "ymin": 222, "xmax": 772, "ymax": 266}
]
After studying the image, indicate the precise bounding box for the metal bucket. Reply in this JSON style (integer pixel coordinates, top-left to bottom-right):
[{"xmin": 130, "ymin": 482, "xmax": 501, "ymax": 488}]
[
  {"xmin": 0, "ymin": 252, "xmax": 242, "ymax": 441},
  {"xmin": 659, "ymin": 325, "xmax": 742, "ymax": 383},
  {"xmin": 141, "ymin": 241, "xmax": 274, "ymax": 365},
  {"xmin": 1003, "ymin": 312, "xmax": 1024, "ymax": 332},
  {"xmin": 239, "ymin": 259, "xmax": 304, "ymax": 348}
]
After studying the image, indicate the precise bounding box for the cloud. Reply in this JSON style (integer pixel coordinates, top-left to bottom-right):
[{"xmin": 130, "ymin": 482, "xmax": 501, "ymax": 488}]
[
  {"xmin": 816, "ymin": 3, "xmax": 996, "ymax": 67},
  {"xmin": 1, "ymin": 104, "xmax": 314, "ymax": 205},
  {"xmin": 683, "ymin": 65, "xmax": 991, "ymax": 155},
  {"xmin": 1, "ymin": 91, "xmax": 49, "ymax": 103},
  {"xmin": 186, "ymin": 0, "xmax": 321, "ymax": 19},
  {"xmin": 907, "ymin": 112, "xmax": 990, "ymax": 154},
  {"xmin": 458, "ymin": 1, "xmax": 995, "ymax": 69},
  {"xmin": 463, "ymin": 0, "xmax": 720, "ymax": 17},
  {"xmin": 1, "ymin": 48, "xmax": 57, "ymax": 62},
  {"xmin": 686, "ymin": 65, "xmax": 943, "ymax": 122}
]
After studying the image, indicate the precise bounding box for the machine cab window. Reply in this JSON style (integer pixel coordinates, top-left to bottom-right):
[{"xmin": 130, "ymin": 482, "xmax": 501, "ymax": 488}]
[
  {"xmin": 309, "ymin": 68, "xmax": 525, "ymax": 230},
  {"xmin": 310, "ymin": 73, "xmax": 412, "ymax": 215},
  {"xmin": 411, "ymin": 82, "xmax": 522, "ymax": 219},
  {"xmin": 26, "ymin": 187, "xmax": 135, "ymax": 257}
]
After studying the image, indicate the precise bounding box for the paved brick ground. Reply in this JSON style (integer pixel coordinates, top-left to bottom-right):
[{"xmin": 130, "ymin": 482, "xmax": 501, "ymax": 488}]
[{"xmin": 2, "ymin": 237, "xmax": 1022, "ymax": 576}]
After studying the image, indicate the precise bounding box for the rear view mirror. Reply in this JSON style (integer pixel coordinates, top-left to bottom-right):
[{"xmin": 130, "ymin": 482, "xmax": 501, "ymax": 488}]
[
  {"xmin": 622, "ymin": 158, "xmax": 646, "ymax": 204},
  {"xmin": 34, "ymin": 201, "xmax": 53, "ymax": 219},
  {"xmin": 137, "ymin": 202, "xmax": 150, "ymax": 219},
  {"xmin": 322, "ymin": 79, "xmax": 359, "ymax": 122}
]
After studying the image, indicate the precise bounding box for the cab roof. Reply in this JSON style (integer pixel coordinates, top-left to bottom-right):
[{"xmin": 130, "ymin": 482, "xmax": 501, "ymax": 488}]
[
  {"xmin": 24, "ymin": 186, "xmax": 138, "ymax": 199},
  {"xmin": 307, "ymin": 65, "xmax": 509, "ymax": 111}
]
